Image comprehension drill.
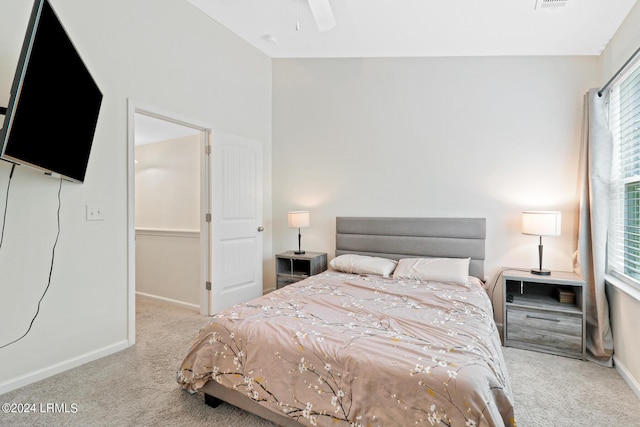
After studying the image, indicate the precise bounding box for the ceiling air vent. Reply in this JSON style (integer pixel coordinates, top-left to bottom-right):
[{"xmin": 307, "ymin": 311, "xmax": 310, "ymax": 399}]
[{"xmin": 535, "ymin": 0, "xmax": 568, "ymax": 9}]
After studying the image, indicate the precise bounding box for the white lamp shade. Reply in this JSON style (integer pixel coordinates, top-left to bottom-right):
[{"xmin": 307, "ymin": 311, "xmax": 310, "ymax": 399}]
[
  {"xmin": 288, "ymin": 211, "xmax": 310, "ymax": 228},
  {"xmin": 522, "ymin": 211, "xmax": 561, "ymax": 237}
]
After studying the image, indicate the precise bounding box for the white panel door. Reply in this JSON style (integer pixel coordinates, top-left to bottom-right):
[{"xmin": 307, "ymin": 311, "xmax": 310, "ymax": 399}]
[{"xmin": 208, "ymin": 130, "xmax": 263, "ymax": 315}]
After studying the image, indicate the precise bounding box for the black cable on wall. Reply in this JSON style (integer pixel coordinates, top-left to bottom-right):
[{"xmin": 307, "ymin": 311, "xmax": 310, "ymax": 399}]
[
  {"xmin": 0, "ymin": 174, "xmax": 63, "ymax": 349},
  {"xmin": 0, "ymin": 164, "xmax": 16, "ymax": 251}
]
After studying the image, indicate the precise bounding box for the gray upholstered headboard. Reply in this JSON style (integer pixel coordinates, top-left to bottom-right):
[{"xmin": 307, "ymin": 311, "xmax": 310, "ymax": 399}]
[{"xmin": 335, "ymin": 217, "xmax": 486, "ymax": 279}]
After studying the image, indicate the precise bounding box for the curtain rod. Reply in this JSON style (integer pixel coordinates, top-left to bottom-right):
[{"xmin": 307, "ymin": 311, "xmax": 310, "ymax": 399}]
[{"xmin": 598, "ymin": 45, "xmax": 640, "ymax": 97}]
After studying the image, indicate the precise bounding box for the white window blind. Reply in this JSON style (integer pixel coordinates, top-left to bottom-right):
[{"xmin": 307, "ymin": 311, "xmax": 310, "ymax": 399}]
[{"xmin": 608, "ymin": 60, "xmax": 640, "ymax": 286}]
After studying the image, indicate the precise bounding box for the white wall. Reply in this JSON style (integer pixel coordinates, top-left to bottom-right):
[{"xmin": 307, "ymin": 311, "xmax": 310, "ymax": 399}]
[
  {"xmin": 135, "ymin": 229, "xmax": 200, "ymax": 307},
  {"xmin": 599, "ymin": 0, "xmax": 640, "ymax": 398},
  {"xmin": 135, "ymin": 135, "xmax": 200, "ymax": 231},
  {"xmin": 135, "ymin": 135, "xmax": 201, "ymax": 307},
  {"xmin": 0, "ymin": 0, "xmax": 271, "ymax": 393},
  {"xmin": 272, "ymin": 56, "xmax": 599, "ymax": 326}
]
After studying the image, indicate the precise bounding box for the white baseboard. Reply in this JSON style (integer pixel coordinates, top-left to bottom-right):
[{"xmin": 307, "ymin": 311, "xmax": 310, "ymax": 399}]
[
  {"xmin": 614, "ymin": 355, "xmax": 640, "ymax": 400},
  {"xmin": 135, "ymin": 291, "xmax": 199, "ymax": 311},
  {"xmin": 0, "ymin": 340, "xmax": 130, "ymax": 395}
]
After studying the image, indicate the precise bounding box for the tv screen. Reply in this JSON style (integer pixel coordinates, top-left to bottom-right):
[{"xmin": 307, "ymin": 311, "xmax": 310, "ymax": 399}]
[{"xmin": 0, "ymin": 0, "xmax": 102, "ymax": 183}]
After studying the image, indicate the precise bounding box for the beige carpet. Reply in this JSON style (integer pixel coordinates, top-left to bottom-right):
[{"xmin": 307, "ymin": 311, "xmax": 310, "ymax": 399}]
[{"xmin": 1, "ymin": 295, "xmax": 638, "ymax": 426}]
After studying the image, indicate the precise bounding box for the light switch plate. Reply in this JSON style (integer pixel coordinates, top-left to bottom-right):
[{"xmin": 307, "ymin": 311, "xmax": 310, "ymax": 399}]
[{"xmin": 86, "ymin": 205, "xmax": 104, "ymax": 221}]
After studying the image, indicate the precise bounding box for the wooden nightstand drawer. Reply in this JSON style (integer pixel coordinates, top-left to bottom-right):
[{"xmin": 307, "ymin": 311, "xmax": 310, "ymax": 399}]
[
  {"xmin": 506, "ymin": 305, "xmax": 582, "ymax": 358},
  {"xmin": 503, "ymin": 269, "xmax": 586, "ymax": 360}
]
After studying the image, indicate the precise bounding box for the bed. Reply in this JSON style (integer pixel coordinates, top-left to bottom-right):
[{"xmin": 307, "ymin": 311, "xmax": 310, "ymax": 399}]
[{"xmin": 177, "ymin": 217, "xmax": 515, "ymax": 427}]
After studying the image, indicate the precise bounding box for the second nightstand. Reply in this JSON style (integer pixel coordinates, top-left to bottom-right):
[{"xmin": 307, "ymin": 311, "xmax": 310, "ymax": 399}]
[
  {"xmin": 275, "ymin": 251, "xmax": 327, "ymax": 289},
  {"xmin": 503, "ymin": 269, "xmax": 586, "ymax": 360}
]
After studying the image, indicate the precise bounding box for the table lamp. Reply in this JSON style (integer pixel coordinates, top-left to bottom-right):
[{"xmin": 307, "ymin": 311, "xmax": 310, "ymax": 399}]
[
  {"xmin": 288, "ymin": 211, "xmax": 310, "ymax": 254},
  {"xmin": 522, "ymin": 211, "xmax": 561, "ymax": 275}
]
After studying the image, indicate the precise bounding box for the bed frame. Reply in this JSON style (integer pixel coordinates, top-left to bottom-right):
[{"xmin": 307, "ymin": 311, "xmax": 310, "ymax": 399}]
[
  {"xmin": 335, "ymin": 217, "xmax": 485, "ymax": 279},
  {"xmin": 201, "ymin": 216, "xmax": 486, "ymax": 426}
]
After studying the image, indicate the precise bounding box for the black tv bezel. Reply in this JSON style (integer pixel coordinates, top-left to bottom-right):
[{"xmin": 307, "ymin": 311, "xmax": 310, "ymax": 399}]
[{"xmin": 0, "ymin": 0, "xmax": 102, "ymax": 183}]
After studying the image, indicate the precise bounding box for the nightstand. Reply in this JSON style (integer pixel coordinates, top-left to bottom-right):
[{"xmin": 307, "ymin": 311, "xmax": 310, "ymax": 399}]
[
  {"xmin": 503, "ymin": 269, "xmax": 586, "ymax": 360},
  {"xmin": 275, "ymin": 251, "xmax": 328, "ymax": 289}
]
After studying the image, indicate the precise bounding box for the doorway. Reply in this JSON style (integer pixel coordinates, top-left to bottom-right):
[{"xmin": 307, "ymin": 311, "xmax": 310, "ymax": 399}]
[
  {"xmin": 127, "ymin": 101, "xmax": 213, "ymax": 345},
  {"xmin": 134, "ymin": 112, "xmax": 202, "ymax": 307},
  {"xmin": 126, "ymin": 101, "xmax": 265, "ymax": 346}
]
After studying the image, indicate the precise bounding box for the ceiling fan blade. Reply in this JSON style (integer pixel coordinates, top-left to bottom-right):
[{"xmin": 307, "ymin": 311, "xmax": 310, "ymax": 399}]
[{"xmin": 307, "ymin": 0, "xmax": 336, "ymax": 32}]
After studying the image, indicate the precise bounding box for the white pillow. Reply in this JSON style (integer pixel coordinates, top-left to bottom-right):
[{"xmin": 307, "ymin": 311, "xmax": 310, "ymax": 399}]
[
  {"xmin": 392, "ymin": 257, "xmax": 470, "ymax": 284},
  {"xmin": 330, "ymin": 254, "xmax": 398, "ymax": 278}
]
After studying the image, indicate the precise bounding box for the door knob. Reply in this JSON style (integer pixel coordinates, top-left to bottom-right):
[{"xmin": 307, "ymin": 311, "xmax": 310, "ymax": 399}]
[{"xmin": 257, "ymin": 226, "xmax": 264, "ymax": 232}]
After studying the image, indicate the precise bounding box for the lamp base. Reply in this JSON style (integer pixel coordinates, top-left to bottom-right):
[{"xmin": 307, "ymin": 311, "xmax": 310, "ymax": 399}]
[
  {"xmin": 531, "ymin": 268, "xmax": 551, "ymax": 276},
  {"xmin": 294, "ymin": 250, "xmax": 306, "ymax": 255}
]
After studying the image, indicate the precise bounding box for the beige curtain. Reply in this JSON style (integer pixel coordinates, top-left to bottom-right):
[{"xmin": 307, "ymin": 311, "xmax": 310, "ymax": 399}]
[{"xmin": 575, "ymin": 88, "xmax": 614, "ymax": 366}]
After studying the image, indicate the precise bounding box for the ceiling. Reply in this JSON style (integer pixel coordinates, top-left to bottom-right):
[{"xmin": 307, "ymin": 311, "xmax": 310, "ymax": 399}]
[
  {"xmin": 186, "ymin": 0, "xmax": 638, "ymax": 58},
  {"xmin": 134, "ymin": 114, "xmax": 200, "ymax": 146}
]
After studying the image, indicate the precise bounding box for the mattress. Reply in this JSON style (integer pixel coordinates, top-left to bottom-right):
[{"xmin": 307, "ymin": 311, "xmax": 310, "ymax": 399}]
[{"xmin": 177, "ymin": 271, "xmax": 515, "ymax": 427}]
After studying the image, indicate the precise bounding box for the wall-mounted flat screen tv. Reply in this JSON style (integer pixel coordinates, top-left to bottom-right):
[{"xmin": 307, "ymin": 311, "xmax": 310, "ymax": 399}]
[{"xmin": 0, "ymin": 0, "xmax": 102, "ymax": 183}]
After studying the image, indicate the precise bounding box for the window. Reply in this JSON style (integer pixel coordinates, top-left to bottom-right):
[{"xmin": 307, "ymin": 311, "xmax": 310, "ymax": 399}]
[{"xmin": 608, "ymin": 61, "xmax": 640, "ymax": 286}]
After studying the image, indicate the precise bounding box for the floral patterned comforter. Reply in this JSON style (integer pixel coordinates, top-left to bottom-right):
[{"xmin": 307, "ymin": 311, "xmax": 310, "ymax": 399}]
[{"xmin": 177, "ymin": 271, "xmax": 515, "ymax": 427}]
